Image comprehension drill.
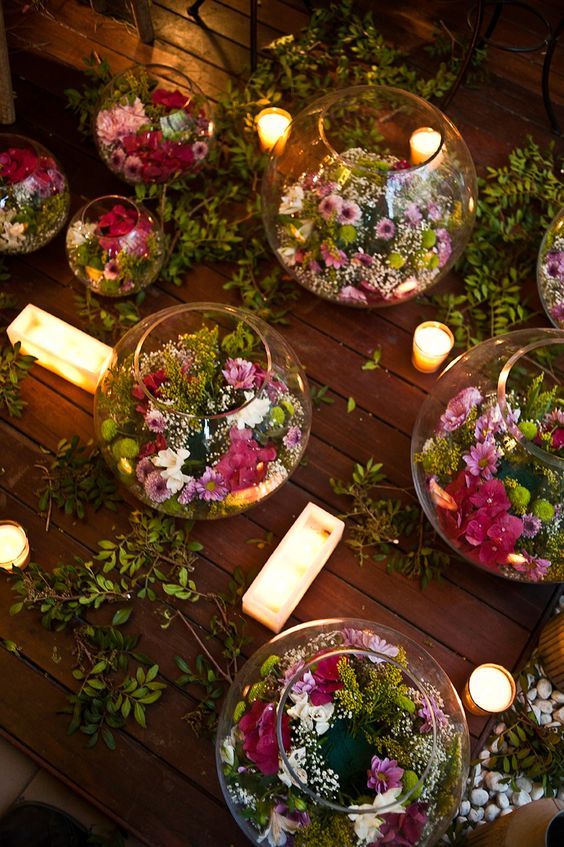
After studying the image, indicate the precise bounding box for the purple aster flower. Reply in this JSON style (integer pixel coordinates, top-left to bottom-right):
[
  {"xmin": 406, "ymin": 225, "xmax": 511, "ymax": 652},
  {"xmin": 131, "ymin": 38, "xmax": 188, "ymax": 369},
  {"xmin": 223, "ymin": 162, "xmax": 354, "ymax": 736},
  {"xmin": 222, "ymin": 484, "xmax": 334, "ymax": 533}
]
[
  {"xmin": 123, "ymin": 155, "xmax": 144, "ymax": 182},
  {"xmin": 438, "ymin": 387, "xmax": 483, "ymax": 434},
  {"xmin": 463, "ymin": 439, "xmax": 500, "ymax": 479},
  {"xmin": 352, "ymin": 250, "xmax": 373, "ymax": 267},
  {"xmin": 338, "ymin": 285, "xmax": 368, "ymax": 304},
  {"xmin": 283, "ymin": 425, "xmax": 301, "ymax": 449},
  {"xmin": 510, "ymin": 551, "xmax": 550, "ymax": 582},
  {"xmin": 436, "ymin": 228, "xmax": 452, "ymax": 267},
  {"xmin": 318, "ymin": 193, "xmax": 343, "ymax": 220},
  {"xmin": 195, "ymin": 467, "xmax": 228, "ymax": 501},
  {"xmin": 178, "ymin": 477, "xmax": 197, "ymax": 505},
  {"xmin": 550, "ymin": 302, "xmax": 564, "ymax": 324},
  {"xmin": 367, "ymin": 756, "xmax": 404, "ymax": 793},
  {"xmin": 418, "ymin": 696, "xmax": 448, "ymax": 733},
  {"xmin": 405, "ymin": 202, "xmax": 423, "ymax": 226},
  {"xmin": 136, "ymin": 457, "xmax": 154, "ymax": 483},
  {"xmin": 315, "ymin": 180, "xmax": 338, "ymax": 197},
  {"xmin": 191, "ymin": 141, "xmax": 208, "ymax": 161},
  {"xmin": 144, "ymin": 470, "xmax": 172, "ymax": 503},
  {"xmin": 307, "ymin": 259, "xmax": 322, "ymax": 274},
  {"xmin": 545, "ymin": 250, "xmax": 564, "ymax": 279},
  {"xmin": 427, "ymin": 201, "xmax": 442, "ymax": 221},
  {"xmin": 292, "ymin": 669, "xmax": 317, "ymax": 696},
  {"xmin": 474, "ymin": 406, "xmax": 503, "ymax": 441},
  {"xmin": 110, "ymin": 147, "xmax": 126, "ymax": 170},
  {"xmin": 222, "ymin": 358, "xmax": 257, "ymax": 390},
  {"xmin": 320, "ymin": 241, "xmax": 348, "ymax": 269},
  {"xmin": 342, "ymin": 629, "xmax": 399, "ymax": 664},
  {"xmin": 375, "ymin": 217, "xmax": 395, "ymax": 240},
  {"xmin": 338, "ymin": 200, "xmax": 362, "ymax": 225},
  {"xmin": 144, "ymin": 409, "xmax": 166, "ymax": 433},
  {"xmin": 521, "ymin": 513, "xmax": 542, "ymax": 538}
]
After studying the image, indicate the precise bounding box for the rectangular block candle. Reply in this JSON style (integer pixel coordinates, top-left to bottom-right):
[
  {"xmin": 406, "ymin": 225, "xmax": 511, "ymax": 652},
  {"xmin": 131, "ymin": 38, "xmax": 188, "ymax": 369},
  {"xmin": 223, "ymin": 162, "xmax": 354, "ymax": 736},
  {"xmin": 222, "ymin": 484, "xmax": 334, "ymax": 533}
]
[
  {"xmin": 242, "ymin": 502, "xmax": 345, "ymax": 633},
  {"xmin": 7, "ymin": 304, "xmax": 112, "ymax": 393}
]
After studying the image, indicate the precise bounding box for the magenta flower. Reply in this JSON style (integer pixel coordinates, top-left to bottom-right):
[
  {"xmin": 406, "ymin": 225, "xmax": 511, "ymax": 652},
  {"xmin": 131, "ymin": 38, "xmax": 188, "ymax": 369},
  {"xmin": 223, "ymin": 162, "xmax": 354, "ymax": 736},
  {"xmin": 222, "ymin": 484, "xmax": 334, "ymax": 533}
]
[
  {"xmin": 222, "ymin": 358, "xmax": 257, "ymax": 390},
  {"xmin": 96, "ymin": 99, "xmax": 147, "ymax": 147},
  {"xmin": 438, "ymin": 387, "xmax": 483, "ymax": 433},
  {"xmin": 417, "ymin": 696, "xmax": 448, "ymax": 733},
  {"xmin": 318, "ymin": 193, "xmax": 343, "ymax": 220},
  {"xmin": 178, "ymin": 477, "xmax": 197, "ymax": 505},
  {"xmin": 352, "ymin": 251, "xmax": 373, "ymax": 267},
  {"xmin": 474, "ymin": 407, "xmax": 503, "ymax": 441},
  {"xmin": 310, "ymin": 655, "xmax": 344, "ymax": 705},
  {"xmin": 375, "ymin": 217, "xmax": 395, "ymax": 240},
  {"xmin": 195, "ymin": 467, "xmax": 228, "ymax": 501},
  {"xmin": 239, "ymin": 701, "xmax": 290, "ymax": 776},
  {"xmin": 367, "ymin": 757, "xmax": 404, "ymax": 793},
  {"xmin": 522, "ymin": 513, "xmax": 542, "ymax": 538},
  {"xmin": 545, "ymin": 250, "xmax": 564, "ymax": 279},
  {"xmin": 292, "ymin": 669, "xmax": 317, "ymax": 697},
  {"xmin": 509, "ymin": 551, "xmax": 550, "ymax": 582},
  {"xmin": 478, "ymin": 513, "xmax": 523, "ymax": 567},
  {"xmin": 214, "ymin": 427, "xmax": 276, "ymax": 492},
  {"xmin": 379, "ymin": 801, "xmax": 428, "ymax": 845},
  {"xmin": 463, "ymin": 439, "xmax": 500, "ymax": 479},
  {"xmin": 123, "ymin": 155, "xmax": 144, "ymax": 182},
  {"xmin": 338, "ymin": 200, "xmax": 362, "ymax": 225},
  {"xmin": 550, "ymin": 302, "xmax": 564, "ymax": 324},
  {"xmin": 283, "ymin": 426, "xmax": 302, "ymax": 449},
  {"xmin": 320, "ymin": 241, "xmax": 348, "ymax": 269},
  {"xmin": 144, "ymin": 470, "xmax": 172, "ymax": 503},
  {"xmin": 468, "ymin": 479, "xmax": 511, "ymax": 516}
]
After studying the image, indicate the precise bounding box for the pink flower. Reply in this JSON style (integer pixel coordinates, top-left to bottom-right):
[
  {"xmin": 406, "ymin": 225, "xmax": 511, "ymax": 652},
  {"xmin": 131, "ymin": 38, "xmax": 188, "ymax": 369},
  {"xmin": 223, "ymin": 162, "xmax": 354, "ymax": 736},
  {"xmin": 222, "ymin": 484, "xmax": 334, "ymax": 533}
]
[
  {"xmin": 379, "ymin": 802, "xmax": 428, "ymax": 845},
  {"xmin": 438, "ymin": 387, "xmax": 483, "ymax": 433},
  {"xmin": 195, "ymin": 467, "xmax": 228, "ymax": 501},
  {"xmin": 191, "ymin": 141, "xmax": 208, "ymax": 161},
  {"xmin": 138, "ymin": 433, "xmax": 167, "ymax": 460},
  {"xmin": 478, "ymin": 513, "xmax": 523, "ymax": 567},
  {"xmin": 135, "ymin": 457, "xmax": 154, "ymax": 483},
  {"xmin": 436, "ymin": 228, "xmax": 452, "ymax": 267},
  {"xmin": 283, "ymin": 426, "xmax": 301, "ymax": 449},
  {"xmin": 239, "ymin": 701, "xmax": 290, "ymax": 775},
  {"xmin": 96, "ymin": 99, "xmax": 148, "ymax": 148},
  {"xmin": 123, "ymin": 155, "xmax": 144, "ymax": 182},
  {"xmin": 320, "ymin": 241, "xmax": 348, "ymax": 269},
  {"xmin": 178, "ymin": 478, "xmax": 197, "ymax": 505},
  {"xmin": 338, "ymin": 200, "xmax": 361, "ymax": 225},
  {"xmin": 342, "ymin": 629, "xmax": 399, "ymax": 664},
  {"xmin": 405, "ymin": 203, "xmax": 422, "ymax": 226},
  {"xmin": 463, "ymin": 439, "xmax": 500, "ymax": 479},
  {"xmin": 468, "ymin": 479, "xmax": 511, "ymax": 516},
  {"xmin": 367, "ymin": 757, "xmax": 404, "ymax": 793},
  {"xmin": 375, "ymin": 218, "xmax": 395, "ymax": 240},
  {"xmin": 310, "ymin": 655, "xmax": 344, "ymax": 705},
  {"xmin": 509, "ymin": 551, "xmax": 550, "ymax": 582},
  {"xmin": 318, "ymin": 194, "xmax": 343, "ymax": 220},
  {"xmin": 222, "ymin": 358, "xmax": 257, "ymax": 390},
  {"xmin": 339, "ymin": 285, "xmax": 368, "ymax": 304},
  {"xmin": 417, "ymin": 696, "xmax": 448, "ymax": 733},
  {"xmin": 144, "ymin": 409, "xmax": 166, "ymax": 433},
  {"xmin": 144, "ymin": 470, "xmax": 172, "ymax": 503},
  {"xmin": 214, "ymin": 427, "xmax": 276, "ymax": 492}
]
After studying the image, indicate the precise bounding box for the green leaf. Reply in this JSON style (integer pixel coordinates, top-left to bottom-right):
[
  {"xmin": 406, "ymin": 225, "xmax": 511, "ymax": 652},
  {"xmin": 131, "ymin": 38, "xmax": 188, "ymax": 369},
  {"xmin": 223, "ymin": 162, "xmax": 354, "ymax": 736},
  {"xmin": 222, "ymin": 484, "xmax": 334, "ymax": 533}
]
[
  {"xmin": 347, "ymin": 396, "xmax": 356, "ymax": 413},
  {"xmin": 112, "ymin": 607, "xmax": 132, "ymax": 626}
]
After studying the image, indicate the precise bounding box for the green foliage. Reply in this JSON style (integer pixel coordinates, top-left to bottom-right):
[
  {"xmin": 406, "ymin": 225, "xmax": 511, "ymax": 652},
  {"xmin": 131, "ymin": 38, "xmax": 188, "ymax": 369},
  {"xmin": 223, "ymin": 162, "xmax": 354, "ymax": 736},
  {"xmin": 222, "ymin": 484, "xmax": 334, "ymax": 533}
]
[
  {"xmin": 36, "ymin": 436, "xmax": 121, "ymax": 529},
  {"xmin": 361, "ymin": 348, "xmax": 382, "ymax": 371},
  {"xmin": 335, "ymin": 655, "xmax": 412, "ymax": 735},
  {"xmin": 330, "ymin": 458, "xmax": 450, "ymax": 586},
  {"xmin": 64, "ymin": 53, "xmax": 112, "ymax": 135},
  {"xmin": 0, "ymin": 341, "xmax": 36, "ymax": 417},
  {"xmin": 347, "ymin": 396, "xmax": 356, "ymax": 413},
  {"xmin": 310, "ymin": 384, "xmax": 334, "ymax": 408},
  {"xmin": 74, "ymin": 290, "xmax": 144, "ymax": 343},
  {"xmin": 294, "ymin": 813, "xmax": 356, "ymax": 847},
  {"xmin": 430, "ymin": 139, "xmax": 564, "ymax": 347}
]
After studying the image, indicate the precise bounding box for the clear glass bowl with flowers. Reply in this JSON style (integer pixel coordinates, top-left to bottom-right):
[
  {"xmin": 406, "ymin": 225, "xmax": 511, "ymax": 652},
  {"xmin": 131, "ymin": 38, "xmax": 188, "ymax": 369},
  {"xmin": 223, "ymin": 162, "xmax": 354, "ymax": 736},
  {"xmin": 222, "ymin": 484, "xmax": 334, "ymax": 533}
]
[
  {"xmin": 94, "ymin": 303, "xmax": 311, "ymax": 519},
  {"xmin": 0, "ymin": 133, "xmax": 69, "ymax": 254},
  {"xmin": 537, "ymin": 208, "xmax": 564, "ymax": 329},
  {"xmin": 216, "ymin": 618, "xmax": 469, "ymax": 847},
  {"xmin": 412, "ymin": 329, "xmax": 564, "ymax": 583},
  {"xmin": 93, "ymin": 64, "xmax": 213, "ymax": 185},
  {"xmin": 262, "ymin": 86, "xmax": 476, "ymax": 308},
  {"xmin": 66, "ymin": 195, "xmax": 165, "ymax": 297}
]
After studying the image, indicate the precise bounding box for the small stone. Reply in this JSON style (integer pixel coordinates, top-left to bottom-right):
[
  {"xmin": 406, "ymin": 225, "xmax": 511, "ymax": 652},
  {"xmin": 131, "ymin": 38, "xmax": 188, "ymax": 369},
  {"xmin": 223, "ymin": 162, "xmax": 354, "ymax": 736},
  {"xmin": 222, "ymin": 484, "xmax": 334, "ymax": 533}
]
[
  {"xmin": 485, "ymin": 772, "xmax": 509, "ymax": 793},
  {"xmin": 456, "ymin": 816, "xmax": 467, "ymax": 827},
  {"xmin": 459, "ymin": 800, "xmax": 471, "ymax": 817},
  {"xmin": 531, "ymin": 783, "xmax": 544, "ymax": 801},
  {"xmin": 537, "ymin": 699, "xmax": 553, "ymax": 714},
  {"xmin": 494, "ymin": 721, "xmax": 506, "ymax": 735},
  {"xmin": 485, "ymin": 803, "xmax": 501, "ymax": 822},
  {"xmin": 547, "ymin": 720, "xmax": 561, "ymax": 728},
  {"xmin": 478, "ymin": 749, "xmax": 490, "ymax": 761},
  {"xmin": 552, "ymin": 691, "xmax": 564, "ymax": 704},
  {"xmin": 490, "ymin": 737, "xmax": 501, "ymax": 753},
  {"xmin": 531, "ymin": 704, "xmax": 541, "ymax": 722},
  {"xmin": 527, "ymin": 673, "xmax": 536, "ymax": 687},
  {"xmin": 537, "ymin": 678, "xmax": 553, "ymax": 699},
  {"xmin": 527, "ymin": 688, "xmax": 537, "ymax": 702},
  {"xmin": 496, "ymin": 793, "xmax": 510, "ymax": 809},
  {"xmin": 554, "ymin": 706, "xmax": 564, "ymax": 723},
  {"xmin": 539, "ymin": 713, "xmax": 552, "ymax": 726},
  {"xmin": 468, "ymin": 808, "xmax": 485, "ymax": 824},
  {"xmin": 471, "ymin": 788, "xmax": 489, "ymax": 807},
  {"xmin": 500, "ymin": 808, "xmax": 513, "ymax": 817},
  {"xmin": 511, "ymin": 790, "xmax": 531, "ymax": 807},
  {"xmin": 516, "ymin": 776, "xmax": 533, "ymax": 793}
]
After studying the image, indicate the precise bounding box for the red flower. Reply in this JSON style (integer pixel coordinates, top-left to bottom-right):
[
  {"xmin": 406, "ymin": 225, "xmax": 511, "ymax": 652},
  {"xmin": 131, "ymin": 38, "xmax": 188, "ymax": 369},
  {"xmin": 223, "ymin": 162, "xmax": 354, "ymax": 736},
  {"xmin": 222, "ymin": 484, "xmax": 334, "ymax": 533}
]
[
  {"xmin": 310, "ymin": 655, "xmax": 344, "ymax": 706},
  {"xmin": 151, "ymin": 88, "xmax": 190, "ymax": 112},
  {"xmin": 138, "ymin": 433, "xmax": 167, "ymax": 459},
  {"xmin": 378, "ymin": 802, "xmax": 428, "ymax": 845},
  {"xmin": 215, "ymin": 427, "xmax": 276, "ymax": 492},
  {"xmin": 551, "ymin": 427, "xmax": 564, "ymax": 451},
  {"xmin": 239, "ymin": 701, "xmax": 290, "ymax": 775},
  {"xmin": 0, "ymin": 146, "xmax": 39, "ymax": 184},
  {"xmin": 98, "ymin": 204, "xmax": 137, "ymax": 238},
  {"xmin": 132, "ymin": 369, "xmax": 168, "ymax": 413}
]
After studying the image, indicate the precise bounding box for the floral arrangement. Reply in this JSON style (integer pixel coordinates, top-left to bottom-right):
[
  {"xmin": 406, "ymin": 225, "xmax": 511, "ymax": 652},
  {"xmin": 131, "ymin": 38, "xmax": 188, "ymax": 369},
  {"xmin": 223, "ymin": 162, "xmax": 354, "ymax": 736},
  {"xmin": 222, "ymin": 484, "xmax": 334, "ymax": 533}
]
[
  {"xmin": 219, "ymin": 627, "xmax": 464, "ymax": 847},
  {"xmin": 96, "ymin": 321, "xmax": 308, "ymax": 518},
  {"xmin": 66, "ymin": 199, "xmax": 164, "ymax": 296},
  {"xmin": 94, "ymin": 67, "xmax": 212, "ymax": 184},
  {"xmin": 537, "ymin": 215, "xmax": 564, "ymax": 328},
  {"xmin": 274, "ymin": 150, "xmax": 459, "ymax": 306},
  {"xmin": 415, "ymin": 377, "xmax": 564, "ymax": 582},
  {"xmin": 0, "ymin": 141, "xmax": 69, "ymax": 254}
]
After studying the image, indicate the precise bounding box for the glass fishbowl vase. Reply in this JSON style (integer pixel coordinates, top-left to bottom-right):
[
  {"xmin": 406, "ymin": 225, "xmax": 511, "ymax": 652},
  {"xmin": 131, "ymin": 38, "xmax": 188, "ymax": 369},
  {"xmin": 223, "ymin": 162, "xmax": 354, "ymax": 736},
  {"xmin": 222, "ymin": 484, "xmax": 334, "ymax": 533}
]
[
  {"xmin": 412, "ymin": 329, "xmax": 564, "ymax": 583},
  {"xmin": 93, "ymin": 64, "xmax": 214, "ymax": 185},
  {"xmin": 94, "ymin": 303, "xmax": 311, "ymax": 519},
  {"xmin": 262, "ymin": 85, "xmax": 477, "ymax": 308},
  {"xmin": 216, "ymin": 618, "xmax": 469, "ymax": 847},
  {"xmin": 66, "ymin": 195, "xmax": 165, "ymax": 297},
  {"xmin": 0, "ymin": 133, "xmax": 69, "ymax": 254},
  {"xmin": 537, "ymin": 208, "xmax": 564, "ymax": 329}
]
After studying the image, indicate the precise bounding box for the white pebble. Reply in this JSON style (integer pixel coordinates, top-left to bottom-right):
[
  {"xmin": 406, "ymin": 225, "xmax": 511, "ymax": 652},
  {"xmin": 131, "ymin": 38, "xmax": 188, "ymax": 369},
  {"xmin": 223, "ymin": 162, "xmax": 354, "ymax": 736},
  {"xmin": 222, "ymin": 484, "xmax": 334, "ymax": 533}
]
[
  {"xmin": 468, "ymin": 807, "xmax": 485, "ymax": 823},
  {"xmin": 478, "ymin": 749, "xmax": 490, "ymax": 761},
  {"xmin": 554, "ymin": 706, "xmax": 564, "ymax": 723},
  {"xmin": 496, "ymin": 792, "xmax": 510, "ymax": 809},
  {"xmin": 500, "ymin": 807, "xmax": 514, "ymax": 817},
  {"xmin": 536, "ymin": 699, "xmax": 554, "ymax": 714},
  {"xmin": 516, "ymin": 776, "xmax": 533, "ymax": 793},
  {"xmin": 540, "ymin": 712, "xmax": 552, "ymax": 726},
  {"xmin": 552, "ymin": 691, "xmax": 564, "ymax": 704},
  {"xmin": 485, "ymin": 771, "xmax": 509, "ymax": 793},
  {"xmin": 527, "ymin": 688, "xmax": 537, "ymax": 702},
  {"xmin": 537, "ymin": 678, "xmax": 553, "ymax": 699},
  {"xmin": 485, "ymin": 803, "xmax": 501, "ymax": 822},
  {"xmin": 471, "ymin": 788, "xmax": 489, "ymax": 807},
  {"xmin": 494, "ymin": 721, "xmax": 506, "ymax": 735},
  {"xmin": 527, "ymin": 673, "xmax": 536, "ymax": 687},
  {"xmin": 511, "ymin": 790, "xmax": 531, "ymax": 807},
  {"xmin": 459, "ymin": 800, "xmax": 471, "ymax": 817},
  {"xmin": 531, "ymin": 783, "xmax": 544, "ymax": 801},
  {"xmin": 456, "ymin": 815, "xmax": 467, "ymax": 827}
]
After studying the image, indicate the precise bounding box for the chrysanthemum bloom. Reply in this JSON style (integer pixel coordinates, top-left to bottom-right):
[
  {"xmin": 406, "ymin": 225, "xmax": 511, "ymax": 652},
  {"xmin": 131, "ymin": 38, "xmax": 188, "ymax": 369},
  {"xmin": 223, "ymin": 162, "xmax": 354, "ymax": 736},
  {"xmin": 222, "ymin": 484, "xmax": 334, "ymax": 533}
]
[
  {"xmin": 404, "ymin": 202, "xmax": 422, "ymax": 226},
  {"xmin": 135, "ymin": 457, "xmax": 154, "ymax": 483},
  {"xmin": 463, "ymin": 439, "xmax": 500, "ymax": 479},
  {"xmin": 177, "ymin": 477, "xmax": 197, "ymax": 505},
  {"xmin": 438, "ymin": 386, "xmax": 483, "ymax": 433},
  {"xmin": 375, "ymin": 217, "xmax": 395, "ymax": 240},
  {"xmin": 222, "ymin": 358, "xmax": 257, "ymax": 390},
  {"xmin": 509, "ymin": 551, "xmax": 550, "ymax": 582},
  {"xmin": 283, "ymin": 426, "xmax": 301, "ymax": 449},
  {"xmin": 195, "ymin": 467, "xmax": 228, "ymax": 501},
  {"xmin": 521, "ymin": 513, "xmax": 542, "ymax": 538},
  {"xmin": 96, "ymin": 98, "xmax": 148, "ymax": 148},
  {"xmin": 320, "ymin": 241, "xmax": 348, "ymax": 269},
  {"xmin": 144, "ymin": 409, "xmax": 166, "ymax": 433},
  {"xmin": 367, "ymin": 757, "xmax": 404, "ymax": 793},
  {"xmin": 338, "ymin": 200, "xmax": 362, "ymax": 225},
  {"xmin": 318, "ymin": 193, "xmax": 343, "ymax": 220},
  {"xmin": 144, "ymin": 470, "xmax": 172, "ymax": 503}
]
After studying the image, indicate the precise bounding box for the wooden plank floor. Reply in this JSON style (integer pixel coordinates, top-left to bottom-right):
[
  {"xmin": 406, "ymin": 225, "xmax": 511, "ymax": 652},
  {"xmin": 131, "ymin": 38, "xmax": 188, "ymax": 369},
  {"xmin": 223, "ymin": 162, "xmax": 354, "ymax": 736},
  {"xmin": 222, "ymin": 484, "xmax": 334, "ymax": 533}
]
[{"xmin": 1, "ymin": 1, "xmax": 563, "ymax": 845}]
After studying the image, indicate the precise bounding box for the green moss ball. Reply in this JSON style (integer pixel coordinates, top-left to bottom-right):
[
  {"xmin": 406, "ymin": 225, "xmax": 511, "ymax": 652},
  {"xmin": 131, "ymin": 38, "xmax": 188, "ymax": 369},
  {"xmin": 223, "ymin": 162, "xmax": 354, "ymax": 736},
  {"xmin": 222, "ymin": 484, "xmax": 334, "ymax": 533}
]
[
  {"xmin": 100, "ymin": 419, "xmax": 118, "ymax": 442},
  {"xmin": 112, "ymin": 437, "xmax": 140, "ymax": 461},
  {"xmin": 532, "ymin": 499, "xmax": 555, "ymax": 522},
  {"xmin": 508, "ymin": 485, "xmax": 531, "ymax": 511},
  {"xmin": 518, "ymin": 421, "xmax": 538, "ymax": 440}
]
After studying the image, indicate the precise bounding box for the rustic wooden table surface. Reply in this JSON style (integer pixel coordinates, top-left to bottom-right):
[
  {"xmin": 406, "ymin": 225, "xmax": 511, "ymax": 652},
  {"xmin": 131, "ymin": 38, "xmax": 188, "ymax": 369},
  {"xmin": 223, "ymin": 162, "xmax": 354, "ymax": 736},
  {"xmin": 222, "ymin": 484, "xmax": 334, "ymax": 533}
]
[{"xmin": 1, "ymin": 1, "xmax": 563, "ymax": 845}]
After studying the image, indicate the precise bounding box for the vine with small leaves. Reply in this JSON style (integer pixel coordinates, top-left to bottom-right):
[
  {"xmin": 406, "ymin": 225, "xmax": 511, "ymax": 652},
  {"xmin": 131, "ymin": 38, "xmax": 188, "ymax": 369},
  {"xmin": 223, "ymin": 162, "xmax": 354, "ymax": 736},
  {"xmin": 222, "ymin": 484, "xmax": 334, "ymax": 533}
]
[{"xmin": 330, "ymin": 458, "xmax": 451, "ymax": 587}]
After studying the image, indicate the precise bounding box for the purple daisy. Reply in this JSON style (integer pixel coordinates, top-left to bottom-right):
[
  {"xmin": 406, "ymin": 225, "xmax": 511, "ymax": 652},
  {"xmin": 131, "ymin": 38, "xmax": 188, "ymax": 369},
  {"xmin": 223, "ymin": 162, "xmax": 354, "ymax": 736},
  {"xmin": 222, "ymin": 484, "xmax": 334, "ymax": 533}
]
[
  {"xmin": 463, "ymin": 439, "xmax": 500, "ymax": 479},
  {"xmin": 338, "ymin": 200, "xmax": 362, "ymax": 225},
  {"xmin": 144, "ymin": 470, "xmax": 172, "ymax": 503},
  {"xmin": 405, "ymin": 202, "xmax": 423, "ymax": 226},
  {"xmin": 178, "ymin": 477, "xmax": 197, "ymax": 505},
  {"xmin": 521, "ymin": 513, "xmax": 542, "ymax": 539},
  {"xmin": 510, "ymin": 551, "xmax": 551, "ymax": 582},
  {"xmin": 136, "ymin": 457, "xmax": 154, "ymax": 483},
  {"xmin": 283, "ymin": 425, "xmax": 302, "ymax": 449},
  {"xmin": 222, "ymin": 358, "xmax": 257, "ymax": 390},
  {"xmin": 320, "ymin": 241, "xmax": 348, "ymax": 269},
  {"xmin": 318, "ymin": 193, "xmax": 343, "ymax": 220},
  {"xmin": 144, "ymin": 409, "xmax": 166, "ymax": 433},
  {"xmin": 550, "ymin": 302, "xmax": 564, "ymax": 324},
  {"xmin": 367, "ymin": 756, "xmax": 404, "ymax": 793},
  {"xmin": 196, "ymin": 467, "xmax": 228, "ymax": 501},
  {"xmin": 192, "ymin": 141, "xmax": 209, "ymax": 161},
  {"xmin": 418, "ymin": 696, "xmax": 448, "ymax": 733},
  {"xmin": 375, "ymin": 217, "xmax": 395, "ymax": 240},
  {"xmin": 474, "ymin": 407, "xmax": 503, "ymax": 441}
]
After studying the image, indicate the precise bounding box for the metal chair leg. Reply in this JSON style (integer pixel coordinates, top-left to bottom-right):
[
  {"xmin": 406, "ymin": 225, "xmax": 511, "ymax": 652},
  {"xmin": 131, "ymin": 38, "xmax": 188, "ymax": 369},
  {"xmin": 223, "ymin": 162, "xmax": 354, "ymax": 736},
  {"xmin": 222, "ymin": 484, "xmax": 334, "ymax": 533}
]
[
  {"xmin": 542, "ymin": 15, "xmax": 563, "ymax": 136},
  {"xmin": 442, "ymin": 0, "xmax": 485, "ymax": 110}
]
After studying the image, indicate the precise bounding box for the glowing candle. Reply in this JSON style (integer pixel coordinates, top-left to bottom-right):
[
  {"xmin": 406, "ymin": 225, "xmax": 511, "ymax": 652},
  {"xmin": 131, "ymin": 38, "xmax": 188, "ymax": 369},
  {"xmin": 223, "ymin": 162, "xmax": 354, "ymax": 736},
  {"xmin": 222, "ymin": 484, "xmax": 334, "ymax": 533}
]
[
  {"xmin": 242, "ymin": 503, "xmax": 344, "ymax": 633},
  {"xmin": 256, "ymin": 107, "xmax": 292, "ymax": 153},
  {"xmin": 462, "ymin": 664, "xmax": 516, "ymax": 715},
  {"xmin": 0, "ymin": 521, "xmax": 30, "ymax": 571},
  {"xmin": 7, "ymin": 304, "xmax": 112, "ymax": 393},
  {"xmin": 412, "ymin": 321, "xmax": 454, "ymax": 373},
  {"xmin": 409, "ymin": 126, "xmax": 442, "ymax": 166}
]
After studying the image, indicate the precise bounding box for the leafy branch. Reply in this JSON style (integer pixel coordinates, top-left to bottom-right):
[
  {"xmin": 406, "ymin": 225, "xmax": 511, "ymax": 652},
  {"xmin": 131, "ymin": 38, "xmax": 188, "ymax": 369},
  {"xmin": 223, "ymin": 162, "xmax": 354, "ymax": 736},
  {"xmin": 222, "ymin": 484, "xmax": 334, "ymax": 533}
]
[{"xmin": 0, "ymin": 341, "xmax": 36, "ymax": 418}]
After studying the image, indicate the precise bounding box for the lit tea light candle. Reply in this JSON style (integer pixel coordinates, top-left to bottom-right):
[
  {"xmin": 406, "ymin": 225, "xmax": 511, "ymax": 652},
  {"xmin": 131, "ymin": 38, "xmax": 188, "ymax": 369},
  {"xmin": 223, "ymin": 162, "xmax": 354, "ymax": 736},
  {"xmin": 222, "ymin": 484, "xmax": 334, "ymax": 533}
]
[
  {"xmin": 0, "ymin": 521, "xmax": 30, "ymax": 571},
  {"xmin": 409, "ymin": 126, "xmax": 442, "ymax": 166},
  {"xmin": 256, "ymin": 107, "xmax": 292, "ymax": 153},
  {"xmin": 242, "ymin": 502, "xmax": 344, "ymax": 633},
  {"xmin": 462, "ymin": 664, "xmax": 516, "ymax": 715},
  {"xmin": 412, "ymin": 321, "xmax": 454, "ymax": 373},
  {"xmin": 7, "ymin": 304, "xmax": 112, "ymax": 394}
]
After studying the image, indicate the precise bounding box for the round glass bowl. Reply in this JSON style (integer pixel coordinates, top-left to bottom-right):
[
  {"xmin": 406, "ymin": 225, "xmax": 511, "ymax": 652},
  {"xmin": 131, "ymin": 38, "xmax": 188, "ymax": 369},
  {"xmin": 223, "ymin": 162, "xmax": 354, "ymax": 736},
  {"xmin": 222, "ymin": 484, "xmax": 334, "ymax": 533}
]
[
  {"xmin": 262, "ymin": 85, "xmax": 477, "ymax": 308},
  {"xmin": 94, "ymin": 303, "xmax": 311, "ymax": 519},
  {"xmin": 412, "ymin": 329, "xmax": 564, "ymax": 582},
  {"xmin": 0, "ymin": 133, "xmax": 69, "ymax": 254},
  {"xmin": 66, "ymin": 195, "xmax": 165, "ymax": 297},
  {"xmin": 216, "ymin": 618, "xmax": 469, "ymax": 847},
  {"xmin": 537, "ymin": 208, "xmax": 564, "ymax": 329},
  {"xmin": 93, "ymin": 64, "xmax": 214, "ymax": 185}
]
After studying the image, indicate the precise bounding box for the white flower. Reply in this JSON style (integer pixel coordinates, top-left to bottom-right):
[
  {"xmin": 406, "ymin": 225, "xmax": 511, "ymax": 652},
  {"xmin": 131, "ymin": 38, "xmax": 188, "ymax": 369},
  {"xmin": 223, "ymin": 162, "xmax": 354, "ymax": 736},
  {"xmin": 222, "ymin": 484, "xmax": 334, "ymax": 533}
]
[
  {"xmin": 232, "ymin": 392, "xmax": 270, "ymax": 430},
  {"xmin": 277, "ymin": 245, "xmax": 298, "ymax": 267},
  {"xmin": 287, "ymin": 693, "xmax": 334, "ymax": 735},
  {"xmin": 66, "ymin": 221, "xmax": 97, "ymax": 248},
  {"xmin": 258, "ymin": 808, "xmax": 302, "ymax": 847},
  {"xmin": 219, "ymin": 738, "xmax": 235, "ymax": 766},
  {"xmin": 153, "ymin": 447, "xmax": 191, "ymax": 493},
  {"xmin": 292, "ymin": 220, "xmax": 314, "ymax": 243},
  {"xmin": 278, "ymin": 746, "xmax": 308, "ymax": 788},
  {"xmin": 348, "ymin": 787, "xmax": 406, "ymax": 844},
  {"xmin": 279, "ymin": 184, "xmax": 304, "ymax": 215}
]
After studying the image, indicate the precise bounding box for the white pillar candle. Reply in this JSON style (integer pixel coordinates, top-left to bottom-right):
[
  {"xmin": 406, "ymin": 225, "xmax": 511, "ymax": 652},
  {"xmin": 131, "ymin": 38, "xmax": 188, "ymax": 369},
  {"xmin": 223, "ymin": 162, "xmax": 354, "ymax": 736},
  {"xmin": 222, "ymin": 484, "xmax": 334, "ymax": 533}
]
[
  {"xmin": 256, "ymin": 107, "xmax": 292, "ymax": 153},
  {"xmin": 0, "ymin": 521, "xmax": 30, "ymax": 570},
  {"xmin": 463, "ymin": 664, "xmax": 516, "ymax": 715},
  {"xmin": 7, "ymin": 304, "xmax": 112, "ymax": 393},
  {"xmin": 242, "ymin": 503, "xmax": 344, "ymax": 633},
  {"xmin": 412, "ymin": 321, "xmax": 454, "ymax": 373},
  {"xmin": 409, "ymin": 126, "xmax": 442, "ymax": 166}
]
